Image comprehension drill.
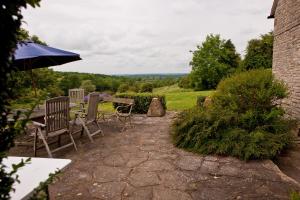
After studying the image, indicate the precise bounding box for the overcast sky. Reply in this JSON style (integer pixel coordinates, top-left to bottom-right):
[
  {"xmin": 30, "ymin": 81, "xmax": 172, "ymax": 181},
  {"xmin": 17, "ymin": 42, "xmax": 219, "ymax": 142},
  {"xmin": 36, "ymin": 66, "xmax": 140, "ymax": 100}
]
[{"xmin": 22, "ymin": 0, "xmax": 274, "ymax": 75}]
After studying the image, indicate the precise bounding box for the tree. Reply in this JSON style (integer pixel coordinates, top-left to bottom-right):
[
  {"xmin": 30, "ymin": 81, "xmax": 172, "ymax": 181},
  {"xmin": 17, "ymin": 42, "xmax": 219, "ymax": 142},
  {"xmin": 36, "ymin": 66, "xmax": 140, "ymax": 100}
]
[
  {"xmin": 1, "ymin": 1, "xmax": 40, "ymax": 199},
  {"xmin": 242, "ymin": 32, "xmax": 273, "ymax": 70},
  {"xmin": 118, "ymin": 83, "xmax": 130, "ymax": 93},
  {"xmin": 59, "ymin": 74, "xmax": 81, "ymax": 95},
  {"xmin": 178, "ymin": 75, "xmax": 192, "ymax": 89},
  {"xmin": 17, "ymin": 28, "xmax": 47, "ymax": 45},
  {"xmin": 80, "ymin": 80, "xmax": 96, "ymax": 94},
  {"xmin": 190, "ymin": 34, "xmax": 241, "ymax": 90},
  {"xmin": 140, "ymin": 83, "xmax": 153, "ymax": 93}
]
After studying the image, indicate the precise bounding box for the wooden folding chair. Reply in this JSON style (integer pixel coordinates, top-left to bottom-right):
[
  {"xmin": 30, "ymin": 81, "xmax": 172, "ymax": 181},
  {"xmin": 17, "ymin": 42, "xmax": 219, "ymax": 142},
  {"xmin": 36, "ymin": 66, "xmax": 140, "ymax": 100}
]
[
  {"xmin": 73, "ymin": 92, "xmax": 103, "ymax": 142},
  {"xmin": 112, "ymin": 98, "xmax": 134, "ymax": 131},
  {"xmin": 33, "ymin": 96, "xmax": 77, "ymax": 158}
]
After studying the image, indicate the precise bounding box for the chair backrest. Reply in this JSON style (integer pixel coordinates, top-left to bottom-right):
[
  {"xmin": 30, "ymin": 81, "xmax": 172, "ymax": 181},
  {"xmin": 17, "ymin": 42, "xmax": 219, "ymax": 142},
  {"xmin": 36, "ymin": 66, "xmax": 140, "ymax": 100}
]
[
  {"xmin": 86, "ymin": 92, "xmax": 99, "ymax": 121},
  {"xmin": 69, "ymin": 88, "xmax": 84, "ymax": 103},
  {"xmin": 45, "ymin": 96, "xmax": 70, "ymax": 133}
]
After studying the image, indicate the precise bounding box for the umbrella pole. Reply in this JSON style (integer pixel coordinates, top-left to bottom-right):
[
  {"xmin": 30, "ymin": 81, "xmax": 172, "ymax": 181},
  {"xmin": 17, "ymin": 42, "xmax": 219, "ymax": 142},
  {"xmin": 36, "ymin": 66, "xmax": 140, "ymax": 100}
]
[
  {"xmin": 30, "ymin": 70, "xmax": 37, "ymax": 97},
  {"xmin": 30, "ymin": 68, "xmax": 37, "ymax": 97}
]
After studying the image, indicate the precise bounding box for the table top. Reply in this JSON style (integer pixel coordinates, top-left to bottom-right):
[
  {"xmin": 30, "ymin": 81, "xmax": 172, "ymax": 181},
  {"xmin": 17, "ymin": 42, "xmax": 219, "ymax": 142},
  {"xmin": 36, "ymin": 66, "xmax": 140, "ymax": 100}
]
[{"xmin": 3, "ymin": 156, "xmax": 71, "ymax": 200}]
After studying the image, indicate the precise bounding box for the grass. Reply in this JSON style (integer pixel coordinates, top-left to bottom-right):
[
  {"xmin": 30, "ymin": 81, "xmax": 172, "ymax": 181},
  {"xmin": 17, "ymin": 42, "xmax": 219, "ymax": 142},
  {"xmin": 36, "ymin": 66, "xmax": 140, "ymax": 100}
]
[
  {"xmin": 153, "ymin": 85, "xmax": 214, "ymax": 111},
  {"xmin": 9, "ymin": 85, "xmax": 214, "ymax": 113}
]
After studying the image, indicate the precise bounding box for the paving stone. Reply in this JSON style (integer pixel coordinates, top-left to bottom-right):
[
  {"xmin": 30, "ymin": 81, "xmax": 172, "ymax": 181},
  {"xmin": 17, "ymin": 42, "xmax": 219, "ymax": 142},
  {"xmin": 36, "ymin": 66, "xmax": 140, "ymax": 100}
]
[
  {"xmin": 93, "ymin": 166, "xmax": 130, "ymax": 182},
  {"xmin": 153, "ymin": 187, "xmax": 192, "ymax": 200},
  {"xmin": 218, "ymin": 164, "xmax": 241, "ymax": 177},
  {"xmin": 158, "ymin": 170, "xmax": 195, "ymax": 190},
  {"xmin": 200, "ymin": 160, "xmax": 219, "ymax": 173},
  {"xmin": 123, "ymin": 185, "xmax": 152, "ymax": 200},
  {"xmin": 137, "ymin": 160, "xmax": 175, "ymax": 171},
  {"xmin": 139, "ymin": 145, "xmax": 158, "ymax": 151},
  {"xmin": 128, "ymin": 171, "xmax": 159, "ymax": 187},
  {"xmin": 103, "ymin": 154, "xmax": 128, "ymax": 167},
  {"xmin": 149, "ymin": 151, "xmax": 178, "ymax": 160},
  {"xmin": 89, "ymin": 181, "xmax": 127, "ymax": 199},
  {"xmin": 175, "ymin": 156, "xmax": 203, "ymax": 170},
  {"xmin": 125, "ymin": 152, "xmax": 149, "ymax": 168}
]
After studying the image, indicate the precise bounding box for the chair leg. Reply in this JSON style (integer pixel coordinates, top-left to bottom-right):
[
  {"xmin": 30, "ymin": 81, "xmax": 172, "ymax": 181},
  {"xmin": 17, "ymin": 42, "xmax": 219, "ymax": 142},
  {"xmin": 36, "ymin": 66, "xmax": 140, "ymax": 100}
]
[
  {"xmin": 57, "ymin": 135, "xmax": 61, "ymax": 147},
  {"xmin": 38, "ymin": 128, "xmax": 53, "ymax": 158},
  {"xmin": 96, "ymin": 121, "xmax": 104, "ymax": 136},
  {"xmin": 68, "ymin": 132, "xmax": 78, "ymax": 151},
  {"xmin": 78, "ymin": 117, "xmax": 94, "ymax": 143},
  {"xmin": 33, "ymin": 129, "xmax": 38, "ymax": 157}
]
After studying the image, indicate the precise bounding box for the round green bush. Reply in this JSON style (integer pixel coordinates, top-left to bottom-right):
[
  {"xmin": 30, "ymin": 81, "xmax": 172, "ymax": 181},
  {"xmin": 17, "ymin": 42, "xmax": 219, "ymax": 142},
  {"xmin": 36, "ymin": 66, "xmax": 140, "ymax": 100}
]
[
  {"xmin": 172, "ymin": 69, "xmax": 295, "ymax": 160},
  {"xmin": 140, "ymin": 83, "xmax": 154, "ymax": 93}
]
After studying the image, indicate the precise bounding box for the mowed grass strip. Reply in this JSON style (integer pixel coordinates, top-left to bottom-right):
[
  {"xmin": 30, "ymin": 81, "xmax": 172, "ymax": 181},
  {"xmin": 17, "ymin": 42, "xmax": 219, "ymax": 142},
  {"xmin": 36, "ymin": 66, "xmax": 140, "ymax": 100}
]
[{"xmin": 153, "ymin": 85, "xmax": 214, "ymax": 111}]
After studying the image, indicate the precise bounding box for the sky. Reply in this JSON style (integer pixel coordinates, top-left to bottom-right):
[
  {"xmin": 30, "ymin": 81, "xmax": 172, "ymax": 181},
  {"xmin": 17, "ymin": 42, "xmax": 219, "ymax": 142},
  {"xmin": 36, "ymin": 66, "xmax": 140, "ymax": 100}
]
[{"xmin": 22, "ymin": 0, "xmax": 274, "ymax": 75}]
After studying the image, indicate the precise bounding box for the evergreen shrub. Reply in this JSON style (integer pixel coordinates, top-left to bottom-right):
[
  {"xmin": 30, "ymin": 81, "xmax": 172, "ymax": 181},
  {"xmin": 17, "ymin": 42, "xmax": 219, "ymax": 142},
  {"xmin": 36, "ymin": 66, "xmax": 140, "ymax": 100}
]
[
  {"xmin": 196, "ymin": 96, "xmax": 206, "ymax": 107},
  {"xmin": 140, "ymin": 83, "xmax": 154, "ymax": 93},
  {"xmin": 114, "ymin": 93, "xmax": 166, "ymax": 114},
  {"xmin": 172, "ymin": 69, "xmax": 295, "ymax": 160}
]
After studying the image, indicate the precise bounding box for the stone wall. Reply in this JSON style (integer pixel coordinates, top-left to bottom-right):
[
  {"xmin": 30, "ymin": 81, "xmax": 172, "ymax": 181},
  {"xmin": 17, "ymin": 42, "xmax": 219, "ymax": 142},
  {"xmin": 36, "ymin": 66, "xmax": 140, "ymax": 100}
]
[{"xmin": 272, "ymin": 0, "xmax": 300, "ymax": 120}]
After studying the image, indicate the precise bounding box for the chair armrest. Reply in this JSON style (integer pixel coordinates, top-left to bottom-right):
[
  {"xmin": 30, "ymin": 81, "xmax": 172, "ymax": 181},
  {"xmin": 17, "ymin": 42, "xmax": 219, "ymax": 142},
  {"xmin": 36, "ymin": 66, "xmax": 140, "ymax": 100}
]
[
  {"xmin": 116, "ymin": 104, "xmax": 131, "ymax": 112},
  {"xmin": 116, "ymin": 104, "xmax": 133, "ymax": 116},
  {"xmin": 32, "ymin": 121, "xmax": 46, "ymax": 127}
]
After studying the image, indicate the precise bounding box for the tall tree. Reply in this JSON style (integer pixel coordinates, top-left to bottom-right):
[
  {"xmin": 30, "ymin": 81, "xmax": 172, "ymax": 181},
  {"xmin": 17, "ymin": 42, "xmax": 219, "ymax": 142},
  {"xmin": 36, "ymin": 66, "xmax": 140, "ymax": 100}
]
[
  {"xmin": 80, "ymin": 80, "xmax": 96, "ymax": 95},
  {"xmin": 17, "ymin": 28, "xmax": 47, "ymax": 45},
  {"xmin": 1, "ymin": 1, "xmax": 40, "ymax": 199},
  {"xmin": 190, "ymin": 34, "xmax": 241, "ymax": 90},
  {"xmin": 243, "ymin": 32, "xmax": 274, "ymax": 70}
]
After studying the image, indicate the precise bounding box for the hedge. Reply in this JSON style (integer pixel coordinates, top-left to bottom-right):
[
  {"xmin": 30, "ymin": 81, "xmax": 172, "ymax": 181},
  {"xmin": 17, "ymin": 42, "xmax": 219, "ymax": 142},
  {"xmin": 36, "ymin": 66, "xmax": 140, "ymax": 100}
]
[{"xmin": 114, "ymin": 93, "xmax": 166, "ymax": 114}]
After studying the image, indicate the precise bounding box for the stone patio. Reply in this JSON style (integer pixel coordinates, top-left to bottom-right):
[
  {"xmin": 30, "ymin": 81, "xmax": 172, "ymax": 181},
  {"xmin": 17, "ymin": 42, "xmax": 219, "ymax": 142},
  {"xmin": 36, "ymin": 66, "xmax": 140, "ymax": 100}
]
[{"xmin": 9, "ymin": 112, "xmax": 300, "ymax": 199}]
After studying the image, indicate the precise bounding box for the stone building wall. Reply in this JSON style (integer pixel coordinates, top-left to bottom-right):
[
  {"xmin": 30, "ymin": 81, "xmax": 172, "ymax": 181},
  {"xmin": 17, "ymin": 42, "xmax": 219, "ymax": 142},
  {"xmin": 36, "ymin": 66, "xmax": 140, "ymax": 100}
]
[{"xmin": 272, "ymin": 0, "xmax": 300, "ymax": 120}]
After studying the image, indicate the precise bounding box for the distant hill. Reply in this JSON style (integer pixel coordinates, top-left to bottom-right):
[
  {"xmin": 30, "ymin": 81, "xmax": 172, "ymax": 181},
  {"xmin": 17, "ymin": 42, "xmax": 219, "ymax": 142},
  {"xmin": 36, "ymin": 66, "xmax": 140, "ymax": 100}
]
[{"xmin": 114, "ymin": 73, "xmax": 187, "ymax": 79}]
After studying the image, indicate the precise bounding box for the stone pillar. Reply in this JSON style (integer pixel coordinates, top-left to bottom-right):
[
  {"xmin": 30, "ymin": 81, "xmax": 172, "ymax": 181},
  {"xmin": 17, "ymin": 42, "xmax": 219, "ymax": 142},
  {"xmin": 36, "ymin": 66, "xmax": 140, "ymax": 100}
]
[{"xmin": 147, "ymin": 98, "xmax": 165, "ymax": 117}]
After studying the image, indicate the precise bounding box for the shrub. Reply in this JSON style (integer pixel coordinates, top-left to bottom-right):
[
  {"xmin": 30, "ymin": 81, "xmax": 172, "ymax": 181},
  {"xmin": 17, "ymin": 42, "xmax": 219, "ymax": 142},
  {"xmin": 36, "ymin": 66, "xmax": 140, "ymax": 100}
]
[
  {"xmin": 178, "ymin": 75, "xmax": 192, "ymax": 89},
  {"xmin": 140, "ymin": 83, "xmax": 154, "ymax": 93},
  {"xmin": 196, "ymin": 96, "xmax": 206, "ymax": 107},
  {"xmin": 80, "ymin": 80, "xmax": 96, "ymax": 95},
  {"xmin": 290, "ymin": 191, "xmax": 300, "ymax": 200},
  {"xmin": 114, "ymin": 93, "xmax": 166, "ymax": 114},
  {"xmin": 118, "ymin": 83, "xmax": 129, "ymax": 93},
  {"xmin": 172, "ymin": 69, "xmax": 295, "ymax": 160}
]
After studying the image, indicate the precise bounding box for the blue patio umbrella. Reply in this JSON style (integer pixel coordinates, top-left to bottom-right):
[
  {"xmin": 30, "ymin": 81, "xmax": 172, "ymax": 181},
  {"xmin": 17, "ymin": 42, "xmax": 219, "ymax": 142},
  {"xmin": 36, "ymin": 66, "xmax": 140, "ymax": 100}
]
[
  {"xmin": 13, "ymin": 41, "xmax": 81, "ymax": 70},
  {"xmin": 13, "ymin": 41, "xmax": 81, "ymax": 96}
]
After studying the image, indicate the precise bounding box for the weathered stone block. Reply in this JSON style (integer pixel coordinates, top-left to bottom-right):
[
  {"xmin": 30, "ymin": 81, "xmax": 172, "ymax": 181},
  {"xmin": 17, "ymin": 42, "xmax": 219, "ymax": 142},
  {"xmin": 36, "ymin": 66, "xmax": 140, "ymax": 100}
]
[{"xmin": 147, "ymin": 98, "xmax": 165, "ymax": 117}]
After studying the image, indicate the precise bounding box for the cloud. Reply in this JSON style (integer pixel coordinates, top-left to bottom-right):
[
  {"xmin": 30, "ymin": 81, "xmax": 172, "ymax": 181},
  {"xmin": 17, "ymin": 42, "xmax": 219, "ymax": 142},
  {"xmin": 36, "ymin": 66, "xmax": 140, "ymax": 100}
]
[{"xmin": 22, "ymin": 0, "xmax": 274, "ymax": 74}]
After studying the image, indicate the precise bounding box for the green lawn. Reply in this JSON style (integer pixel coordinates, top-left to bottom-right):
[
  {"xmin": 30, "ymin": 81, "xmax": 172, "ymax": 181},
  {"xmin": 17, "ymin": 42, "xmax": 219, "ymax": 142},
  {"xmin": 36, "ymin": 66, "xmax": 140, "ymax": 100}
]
[
  {"xmin": 153, "ymin": 85, "xmax": 214, "ymax": 111},
  {"xmin": 9, "ymin": 85, "xmax": 214, "ymax": 113}
]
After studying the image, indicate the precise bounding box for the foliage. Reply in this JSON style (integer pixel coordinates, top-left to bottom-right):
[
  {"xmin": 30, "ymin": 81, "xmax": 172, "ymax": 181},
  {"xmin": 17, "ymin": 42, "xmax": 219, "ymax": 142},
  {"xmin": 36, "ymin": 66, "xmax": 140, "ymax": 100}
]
[
  {"xmin": 178, "ymin": 75, "xmax": 192, "ymax": 89},
  {"xmin": 0, "ymin": 1, "xmax": 40, "ymax": 199},
  {"xmin": 17, "ymin": 28, "xmax": 47, "ymax": 45},
  {"xmin": 190, "ymin": 34, "xmax": 240, "ymax": 90},
  {"xmin": 140, "ymin": 82, "xmax": 154, "ymax": 93},
  {"xmin": 114, "ymin": 93, "xmax": 166, "ymax": 114},
  {"xmin": 172, "ymin": 69, "xmax": 295, "ymax": 160},
  {"xmin": 118, "ymin": 83, "xmax": 130, "ymax": 93},
  {"xmin": 29, "ymin": 170, "xmax": 60, "ymax": 200},
  {"xmin": 196, "ymin": 96, "xmax": 206, "ymax": 107},
  {"xmin": 242, "ymin": 32, "xmax": 274, "ymax": 70},
  {"xmin": 290, "ymin": 191, "xmax": 300, "ymax": 200},
  {"xmin": 80, "ymin": 80, "xmax": 96, "ymax": 94},
  {"xmin": 59, "ymin": 74, "xmax": 81, "ymax": 95}
]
